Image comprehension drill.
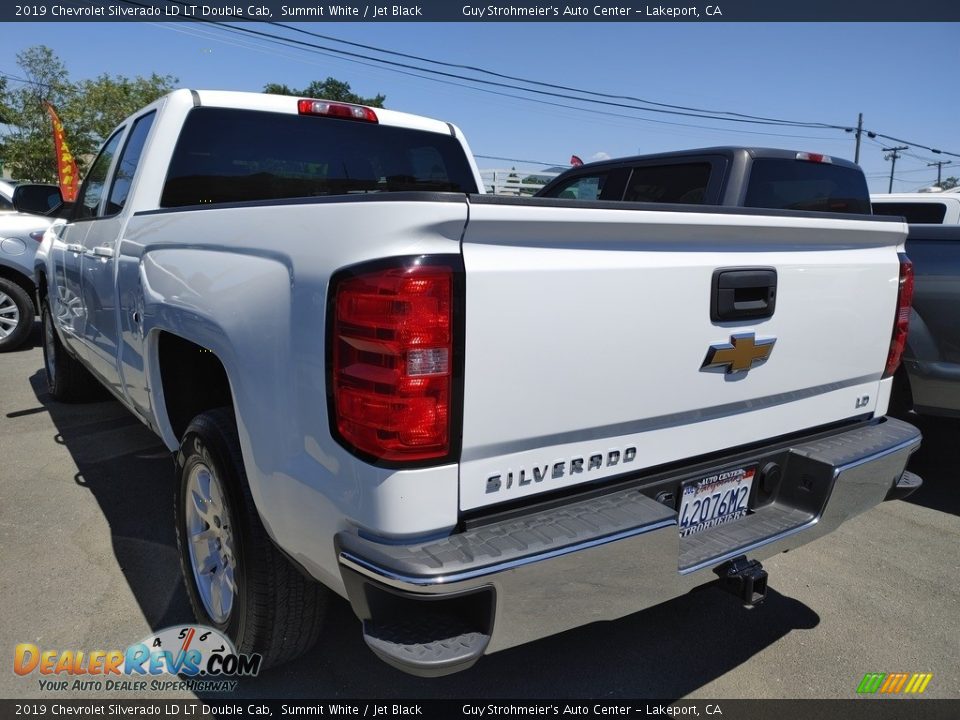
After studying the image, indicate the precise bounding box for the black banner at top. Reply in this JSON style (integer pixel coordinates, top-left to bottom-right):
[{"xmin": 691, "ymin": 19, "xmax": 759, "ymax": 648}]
[{"xmin": 3, "ymin": 0, "xmax": 960, "ymax": 22}]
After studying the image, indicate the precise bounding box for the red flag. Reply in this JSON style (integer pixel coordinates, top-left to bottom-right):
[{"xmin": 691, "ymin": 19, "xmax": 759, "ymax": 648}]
[
  {"xmin": 570, "ymin": 155, "xmax": 584, "ymax": 167},
  {"xmin": 45, "ymin": 103, "xmax": 78, "ymax": 202}
]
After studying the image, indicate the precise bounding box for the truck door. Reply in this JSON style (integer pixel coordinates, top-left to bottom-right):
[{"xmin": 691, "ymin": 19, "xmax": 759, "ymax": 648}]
[
  {"xmin": 79, "ymin": 112, "xmax": 155, "ymax": 388},
  {"xmin": 58, "ymin": 130, "xmax": 124, "ymax": 360}
]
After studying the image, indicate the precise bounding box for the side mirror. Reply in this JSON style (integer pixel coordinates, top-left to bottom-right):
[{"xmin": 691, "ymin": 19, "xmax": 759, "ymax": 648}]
[{"xmin": 12, "ymin": 183, "xmax": 64, "ymax": 217}]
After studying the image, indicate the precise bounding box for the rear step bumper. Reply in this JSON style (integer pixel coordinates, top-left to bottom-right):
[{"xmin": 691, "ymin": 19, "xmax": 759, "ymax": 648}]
[{"xmin": 337, "ymin": 417, "xmax": 921, "ymax": 676}]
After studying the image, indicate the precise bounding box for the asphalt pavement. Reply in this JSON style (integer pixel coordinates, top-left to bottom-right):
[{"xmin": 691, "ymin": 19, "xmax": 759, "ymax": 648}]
[{"xmin": 1, "ymin": 323, "xmax": 958, "ymax": 700}]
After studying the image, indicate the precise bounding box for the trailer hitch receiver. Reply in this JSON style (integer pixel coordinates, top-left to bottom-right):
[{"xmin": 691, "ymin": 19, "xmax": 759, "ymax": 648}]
[{"xmin": 715, "ymin": 555, "xmax": 768, "ymax": 606}]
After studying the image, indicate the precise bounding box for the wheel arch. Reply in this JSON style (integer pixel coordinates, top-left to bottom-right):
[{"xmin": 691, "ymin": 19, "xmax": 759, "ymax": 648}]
[
  {"xmin": 0, "ymin": 262, "xmax": 36, "ymax": 299},
  {"xmin": 152, "ymin": 330, "xmax": 236, "ymax": 448}
]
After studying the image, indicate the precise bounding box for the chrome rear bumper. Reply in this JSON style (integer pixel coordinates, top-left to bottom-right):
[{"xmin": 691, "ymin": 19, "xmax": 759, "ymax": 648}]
[{"xmin": 337, "ymin": 417, "xmax": 921, "ymax": 676}]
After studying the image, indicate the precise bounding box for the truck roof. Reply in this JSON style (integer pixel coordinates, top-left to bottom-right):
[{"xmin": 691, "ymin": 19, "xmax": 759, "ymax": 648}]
[
  {"xmin": 175, "ymin": 88, "xmax": 460, "ymax": 138},
  {"xmin": 562, "ymin": 146, "xmax": 862, "ymax": 172}
]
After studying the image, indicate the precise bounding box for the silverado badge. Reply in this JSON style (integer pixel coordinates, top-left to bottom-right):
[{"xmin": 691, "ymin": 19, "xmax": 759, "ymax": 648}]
[{"xmin": 701, "ymin": 332, "xmax": 776, "ymax": 375}]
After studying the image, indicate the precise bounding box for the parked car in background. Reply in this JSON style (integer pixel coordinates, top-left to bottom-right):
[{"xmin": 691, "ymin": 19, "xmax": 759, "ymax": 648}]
[
  {"xmin": 535, "ymin": 147, "xmax": 871, "ymax": 214},
  {"xmin": 0, "ymin": 179, "xmax": 18, "ymax": 211},
  {"xmin": 892, "ymin": 224, "xmax": 960, "ymax": 417},
  {"xmin": 0, "ymin": 183, "xmax": 61, "ymax": 351},
  {"xmin": 871, "ymin": 192, "xmax": 960, "ymax": 224}
]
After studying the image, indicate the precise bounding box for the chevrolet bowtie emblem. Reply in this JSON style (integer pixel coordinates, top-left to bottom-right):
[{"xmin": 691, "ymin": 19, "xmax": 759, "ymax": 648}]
[{"xmin": 701, "ymin": 332, "xmax": 776, "ymax": 375}]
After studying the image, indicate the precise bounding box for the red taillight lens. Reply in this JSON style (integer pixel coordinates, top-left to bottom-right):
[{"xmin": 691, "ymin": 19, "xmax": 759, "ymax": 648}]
[
  {"xmin": 883, "ymin": 254, "xmax": 914, "ymax": 378},
  {"xmin": 330, "ymin": 260, "xmax": 454, "ymax": 463},
  {"xmin": 298, "ymin": 98, "xmax": 378, "ymax": 123},
  {"xmin": 29, "ymin": 230, "xmax": 45, "ymax": 243}
]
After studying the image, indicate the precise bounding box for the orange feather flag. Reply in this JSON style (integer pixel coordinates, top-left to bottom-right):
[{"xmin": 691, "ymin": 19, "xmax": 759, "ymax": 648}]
[{"xmin": 44, "ymin": 103, "xmax": 78, "ymax": 202}]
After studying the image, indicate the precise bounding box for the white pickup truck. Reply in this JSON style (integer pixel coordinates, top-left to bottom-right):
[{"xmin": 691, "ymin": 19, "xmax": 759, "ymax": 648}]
[{"xmin": 30, "ymin": 90, "xmax": 922, "ymax": 677}]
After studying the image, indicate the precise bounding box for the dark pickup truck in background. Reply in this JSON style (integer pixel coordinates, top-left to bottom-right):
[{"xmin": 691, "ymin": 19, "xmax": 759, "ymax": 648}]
[
  {"xmin": 895, "ymin": 224, "xmax": 960, "ymax": 417},
  {"xmin": 535, "ymin": 146, "xmax": 871, "ymax": 215}
]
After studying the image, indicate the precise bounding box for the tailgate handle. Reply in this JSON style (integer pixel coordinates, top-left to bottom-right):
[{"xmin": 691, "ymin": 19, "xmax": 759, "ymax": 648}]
[{"xmin": 711, "ymin": 268, "xmax": 777, "ymax": 322}]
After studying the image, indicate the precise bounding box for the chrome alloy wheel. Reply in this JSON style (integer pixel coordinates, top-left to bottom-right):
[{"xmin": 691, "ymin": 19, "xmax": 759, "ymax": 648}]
[
  {"xmin": 185, "ymin": 461, "xmax": 238, "ymax": 624},
  {"xmin": 0, "ymin": 290, "xmax": 19, "ymax": 340}
]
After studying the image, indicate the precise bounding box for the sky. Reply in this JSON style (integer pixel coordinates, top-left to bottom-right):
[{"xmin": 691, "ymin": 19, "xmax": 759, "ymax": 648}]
[{"xmin": 2, "ymin": 20, "xmax": 958, "ymax": 193}]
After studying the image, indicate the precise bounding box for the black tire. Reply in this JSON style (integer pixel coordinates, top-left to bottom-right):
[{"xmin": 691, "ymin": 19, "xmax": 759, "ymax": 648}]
[
  {"xmin": 174, "ymin": 408, "xmax": 327, "ymax": 668},
  {"xmin": 41, "ymin": 298, "xmax": 97, "ymax": 401},
  {"xmin": 0, "ymin": 277, "xmax": 35, "ymax": 352}
]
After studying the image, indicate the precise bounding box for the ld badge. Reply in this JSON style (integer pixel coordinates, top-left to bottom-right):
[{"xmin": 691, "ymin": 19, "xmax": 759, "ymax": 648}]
[{"xmin": 701, "ymin": 332, "xmax": 775, "ymax": 375}]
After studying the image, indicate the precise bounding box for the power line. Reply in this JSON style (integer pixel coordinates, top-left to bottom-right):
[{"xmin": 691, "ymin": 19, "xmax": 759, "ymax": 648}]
[
  {"xmin": 204, "ymin": 16, "xmax": 960, "ymax": 158},
  {"xmin": 155, "ymin": 20, "xmax": 852, "ymax": 143},
  {"xmin": 153, "ymin": 23, "xmax": 844, "ymax": 143},
  {"xmin": 266, "ymin": 19, "xmax": 846, "ymax": 130},
  {"xmin": 475, "ymin": 154, "xmax": 564, "ymax": 167},
  {"xmin": 137, "ymin": 2, "xmax": 846, "ymax": 130}
]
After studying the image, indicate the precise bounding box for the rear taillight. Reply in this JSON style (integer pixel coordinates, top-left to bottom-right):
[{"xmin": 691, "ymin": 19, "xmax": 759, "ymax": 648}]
[
  {"xmin": 883, "ymin": 253, "xmax": 914, "ymax": 378},
  {"xmin": 29, "ymin": 230, "xmax": 45, "ymax": 242},
  {"xmin": 329, "ymin": 257, "xmax": 458, "ymax": 464},
  {"xmin": 298, "ymin": 98, "xmax": 378, "ymax": 123}
]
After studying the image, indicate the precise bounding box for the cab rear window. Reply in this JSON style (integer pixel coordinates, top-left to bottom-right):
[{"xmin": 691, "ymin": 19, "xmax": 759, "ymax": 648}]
[
  {"xmin": 743, "ymin": 158, "xmax": 870, "ymax": 214},
  {"xmin": 161, "ymin": 107, "xmax": 478, "ymax": 208},
  {"xmin": 871, "ymin": 202, "xmax": 947, "ymax": 224}
]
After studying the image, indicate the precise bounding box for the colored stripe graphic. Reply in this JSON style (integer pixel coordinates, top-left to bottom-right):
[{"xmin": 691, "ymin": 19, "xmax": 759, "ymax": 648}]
[
  {"xmin": 857, "ymin": 673, "xmax": 886, "ymax": 694},
  {"xmin": 887, "ymin": 673, "xmax": 909, "ymax": 693},
  {"xmin": 857, "ymin": 672, "xmax": 932, "ymax": 694}
]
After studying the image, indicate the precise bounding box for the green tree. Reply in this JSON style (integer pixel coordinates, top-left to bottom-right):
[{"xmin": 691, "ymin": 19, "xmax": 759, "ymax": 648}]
[
  {"xmin": 0, "ymin": 46, "xmax": 79, "ymax": 182},
  {"xmin": 71, "ymin": 73, "xmax": 177, "ymax": 150},
  {"xmin": 263, "ymin": 77, "xmax": 385, "ymax": 108},
  {"xmin": 937, "ymin": 176, "xmax": 959, "ymax": 190},
  {"xmin": 0, "ymin": 45, "xmax": 176, "ymax": 182}
]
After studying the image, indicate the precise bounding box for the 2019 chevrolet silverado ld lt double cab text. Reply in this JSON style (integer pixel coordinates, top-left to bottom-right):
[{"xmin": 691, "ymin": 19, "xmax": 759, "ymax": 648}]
[{"xmin": 29, "ymin": 90, "xmax": 922, "ymax": 676}]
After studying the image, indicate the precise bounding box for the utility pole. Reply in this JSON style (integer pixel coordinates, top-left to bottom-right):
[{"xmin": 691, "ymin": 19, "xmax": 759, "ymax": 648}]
[
  {"xmin": 883, "ymin": 146, "xmax": 908, "ymax": 193},
  {"xmin": 928, "ymin": 160, "xmax": 953, "ymax": 186},
  {"xmin": 854, "ymin": 113, "xmax": 863, "ymax": 164}
]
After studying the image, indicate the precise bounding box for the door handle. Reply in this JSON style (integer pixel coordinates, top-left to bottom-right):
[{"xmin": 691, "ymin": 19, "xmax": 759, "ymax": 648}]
[
  {"xmin": 88, "ymin": 246, "xmax": 114, "ymax": 258},
  {"xmin": 66, "ymin": 243, "xmax": 84, "ymax": 253},
  {"xmin": 711, "ymin": 268, "xmax": 777, "ymax": 322}
]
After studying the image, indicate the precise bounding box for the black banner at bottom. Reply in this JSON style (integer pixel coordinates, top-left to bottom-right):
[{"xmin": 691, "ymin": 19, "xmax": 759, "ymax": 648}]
[{"xmin": 1, "ymin": 699, "xmax": 957, "ymax": 720}]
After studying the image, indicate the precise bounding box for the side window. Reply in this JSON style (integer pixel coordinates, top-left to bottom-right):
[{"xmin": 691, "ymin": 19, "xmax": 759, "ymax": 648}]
[
  {"xmin": 106, "ymin": 112, "xmax": 156, "ymax": 216},
  {"xmin": 74, "ymin": 130, "xmax": 124, "ymax": 220},
  {"xmin": 547, "ymin": 174, "xmax": 608, "ymax": 200},
  {"xmin": 872, "ymin": 202, "xmax": 947, "ymax": 224},
  {"xmin": 0, "ymin": 194, "xmax": 13, "ymax": 211},
  {"xmin": 623, "ymin": 163, "xmax": 712, "ymax": 204}
]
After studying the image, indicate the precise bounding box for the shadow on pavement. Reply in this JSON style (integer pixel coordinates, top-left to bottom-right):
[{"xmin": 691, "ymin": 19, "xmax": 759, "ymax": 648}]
[
  {"xmin": 28, "ymin": 370, "xmax": 194, "ymax": 631},
  {"xmin": 29, "ymin": 369, "xmax": 820, "ymax": 698},
  {"xmin": 224, "ymin": 585, "xmax": 818, "ymax": 699},
  {"xmin": 897, "ymin": 412, "xmax": 960, "ymax": 518}
]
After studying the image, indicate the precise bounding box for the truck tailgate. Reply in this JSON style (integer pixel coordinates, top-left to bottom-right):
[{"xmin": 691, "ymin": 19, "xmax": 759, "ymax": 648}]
[{"xmin": 459, "ymin": 198, "xmax": 906, "ymax": 511}]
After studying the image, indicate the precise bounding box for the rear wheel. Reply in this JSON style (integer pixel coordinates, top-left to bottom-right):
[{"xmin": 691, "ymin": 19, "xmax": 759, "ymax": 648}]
[
  {"xmin": 0, "ymin": 278, "xmax": 35, "ymax": 352},
  {"xmin": 174, "ymin": 408, "xmax": 327, "ymax": 668},
  {"xmin": 41, "ymin": 298, "xmax": 95, "ymax": 401}
]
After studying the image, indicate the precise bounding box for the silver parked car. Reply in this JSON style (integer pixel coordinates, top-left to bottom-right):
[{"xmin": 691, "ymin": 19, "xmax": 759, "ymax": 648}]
[{"xmin": 0, "ymin": 182, "xmax": 61, "ymax": 351}]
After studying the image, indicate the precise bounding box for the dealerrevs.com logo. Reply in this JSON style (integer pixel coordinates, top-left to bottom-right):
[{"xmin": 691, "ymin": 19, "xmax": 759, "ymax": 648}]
[{"xmin": 14, "ymin": 625, "xmax": 261, "ymax": 693}]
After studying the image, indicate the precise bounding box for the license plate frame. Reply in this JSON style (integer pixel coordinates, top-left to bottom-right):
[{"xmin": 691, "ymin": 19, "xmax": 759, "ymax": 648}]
[{"xmin": 678, "ymin": 465, "xmax": 756, "ymax": 537}]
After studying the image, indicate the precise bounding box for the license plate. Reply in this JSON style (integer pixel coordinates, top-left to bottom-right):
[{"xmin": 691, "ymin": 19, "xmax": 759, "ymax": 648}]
[{"xmin": 678, "ymin": 465, "xmax": 755, "ymax": 537}]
